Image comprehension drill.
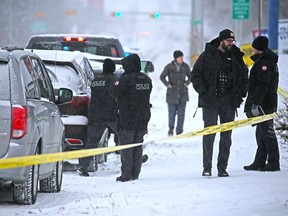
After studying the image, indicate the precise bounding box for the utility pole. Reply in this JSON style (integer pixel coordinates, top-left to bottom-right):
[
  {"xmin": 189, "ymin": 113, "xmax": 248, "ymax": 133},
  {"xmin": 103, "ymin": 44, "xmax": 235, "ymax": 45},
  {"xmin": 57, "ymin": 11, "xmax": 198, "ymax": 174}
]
[
  {"xmin": 190, "ymin": 0, "xmax": 195, "ymax": 66},
  {"xmin": 268, "ymin": 0, "xmax": 279, "ymax": 52},
  {"xmin": 190, "ymin": 0, "xmax": 203, "ymax": 66},
  {"xmin": 258, "ymin": 0, "xmax": 262, "ymax": 36}
]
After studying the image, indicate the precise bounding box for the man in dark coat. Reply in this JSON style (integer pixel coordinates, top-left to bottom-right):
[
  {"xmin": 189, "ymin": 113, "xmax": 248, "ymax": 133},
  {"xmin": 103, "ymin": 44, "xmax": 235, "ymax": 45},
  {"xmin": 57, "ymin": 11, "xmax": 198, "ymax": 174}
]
[
  {"xmin": 112, "ymin": 54, "xmax": 152, "ymax": 182},
  {"xmin": 160, "ymin": 50, "xmax": 191, "ymax": 136},
  {"xmin": 191, "ymin": 29, "xmax": 248, "ymax": 177},
  {"xmin": 243, "ymin": 36, "xmax": 280, "ymax": 172},
  {"xmin": 78, "ymin": 58, "xmax": 118, "ymax": 176}
]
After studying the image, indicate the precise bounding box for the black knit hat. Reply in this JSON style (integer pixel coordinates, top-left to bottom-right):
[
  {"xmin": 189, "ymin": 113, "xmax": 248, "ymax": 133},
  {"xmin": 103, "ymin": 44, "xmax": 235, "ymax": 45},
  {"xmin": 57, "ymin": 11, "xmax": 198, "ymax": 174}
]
[
  {"xmin": 252, "ymin": 36, "xmax": 269, "ymax": 51},
  {"xmin": 173, "ymin": 50, "xmax": 183, "ymax": 59},
  {"xmin": 219, "ymin": 29, "xmax": 235, "ymax": 41},
  {"xmin": 103, "ymin": 58, "xmax": 115, "ymax": 74}
]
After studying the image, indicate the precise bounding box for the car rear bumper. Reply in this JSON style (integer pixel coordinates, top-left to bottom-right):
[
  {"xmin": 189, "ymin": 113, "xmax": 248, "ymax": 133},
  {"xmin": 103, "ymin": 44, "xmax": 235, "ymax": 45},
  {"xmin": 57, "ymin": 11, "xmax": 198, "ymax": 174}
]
[
  {"xmin": 63, "ymin": 124, "xmax": 88, "ymax": 151},
  {"xmin": 0, "ymin": 142, "xmax": 35, "ymax": 184},
  {"xmin": 61, "ymin": 115, "xmax": 88, "ymax": 126}
]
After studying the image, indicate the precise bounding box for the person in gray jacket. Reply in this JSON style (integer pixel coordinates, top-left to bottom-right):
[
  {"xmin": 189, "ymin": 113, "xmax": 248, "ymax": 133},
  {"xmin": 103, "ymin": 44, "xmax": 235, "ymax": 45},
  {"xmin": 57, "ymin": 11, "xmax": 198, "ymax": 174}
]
[{"xmin": 160, "ymin": 50, "xmax": 191, "ymax": 136}]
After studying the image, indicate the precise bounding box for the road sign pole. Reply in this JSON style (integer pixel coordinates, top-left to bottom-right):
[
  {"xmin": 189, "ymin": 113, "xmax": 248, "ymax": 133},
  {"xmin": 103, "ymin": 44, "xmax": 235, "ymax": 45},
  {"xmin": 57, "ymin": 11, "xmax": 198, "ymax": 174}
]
[{"xmin": 268, "ymin": 0, "xmax": 279, "ymax": 52}]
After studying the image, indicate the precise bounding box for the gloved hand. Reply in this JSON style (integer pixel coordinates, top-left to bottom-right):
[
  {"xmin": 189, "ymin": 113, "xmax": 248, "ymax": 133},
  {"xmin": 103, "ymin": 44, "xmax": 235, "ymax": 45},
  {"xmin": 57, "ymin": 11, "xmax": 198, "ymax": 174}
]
[
  {"xmin": 167, "ymin": 84, "xmax": 172, "ymax": 88},
  {"xmin": 251, "ymin": 104, "xmax": 260, "ymax": 116}
]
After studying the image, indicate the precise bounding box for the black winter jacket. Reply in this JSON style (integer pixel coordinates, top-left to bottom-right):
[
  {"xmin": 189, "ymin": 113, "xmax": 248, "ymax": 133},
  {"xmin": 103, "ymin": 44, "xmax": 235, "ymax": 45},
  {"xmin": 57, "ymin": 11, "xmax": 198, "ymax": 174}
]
[
  {"xmin": 88, "ymin": 73, "xmax": 118, "ymax": 124},
  {"xmin": 191, "ymin": 38, "xmax": 248, "ymax": 108},
  {"xmin": 160, "ymin": 61, "xmax": 191, "ymax": 104},
  {"xmin": 244, "ymin": 49, "xmax": 279, "ymax": 114},
  {"xmin": 112, "ymin": 54, "xmax": 152, "ymax": 131}
]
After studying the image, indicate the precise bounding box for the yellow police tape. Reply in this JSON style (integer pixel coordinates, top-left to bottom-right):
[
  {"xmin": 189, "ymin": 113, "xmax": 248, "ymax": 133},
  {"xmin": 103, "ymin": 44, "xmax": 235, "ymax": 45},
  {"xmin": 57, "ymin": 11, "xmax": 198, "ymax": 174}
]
[
  {"xmin": 278, "ymin": 86, "xmax": 288, "ymax": 99},
  {"xmin": 170, "ymin": 113, "xmax": 275, "ymax": 139},
  {"xmin": 0, "ymin": 113, "xmax": 275, "ymax": 169}
]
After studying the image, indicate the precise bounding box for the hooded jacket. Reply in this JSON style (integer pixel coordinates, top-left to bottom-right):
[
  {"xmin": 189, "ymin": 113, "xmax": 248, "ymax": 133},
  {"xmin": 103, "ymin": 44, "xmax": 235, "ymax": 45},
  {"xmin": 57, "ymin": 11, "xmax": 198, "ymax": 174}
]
[
  {"xmin": 88, "ymin": 72, "xmax": 118, "ymax": 124},
  {"xmin": 191, "ymin": 37, "xmax": 249, "ymax": 108},
  {"xmin": 112, "ymin": 54, "xmax": 152, "ymax": 130},
  {"xmin": 244, "ymin": 49, "xmax": 279, "ymax": 114},
  {"xmin": 160, "ymin": 60, "xmax": 191, "ymax": 104}
]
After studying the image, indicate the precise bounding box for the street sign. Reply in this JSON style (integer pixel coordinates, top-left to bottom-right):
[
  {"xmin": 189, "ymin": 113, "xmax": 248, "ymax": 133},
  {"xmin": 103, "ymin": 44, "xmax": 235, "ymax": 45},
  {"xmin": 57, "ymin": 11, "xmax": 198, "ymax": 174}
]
[{"xmin": 232, "ymin": 0, "xmax": 250, "ymax": 20}]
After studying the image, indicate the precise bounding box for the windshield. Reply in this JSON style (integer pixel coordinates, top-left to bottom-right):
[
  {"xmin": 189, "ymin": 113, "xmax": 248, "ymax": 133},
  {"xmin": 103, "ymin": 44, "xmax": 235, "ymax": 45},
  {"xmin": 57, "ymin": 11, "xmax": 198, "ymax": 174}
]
[{"xmin": 31, "ymin": 41, "xmax": 120, "ymax": 57}]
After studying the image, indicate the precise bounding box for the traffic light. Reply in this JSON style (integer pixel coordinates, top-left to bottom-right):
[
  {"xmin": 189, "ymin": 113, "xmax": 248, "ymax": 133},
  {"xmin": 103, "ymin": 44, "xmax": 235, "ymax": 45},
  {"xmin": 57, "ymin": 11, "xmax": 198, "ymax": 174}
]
[
  {"xmin": 114, "ymin": 11, "xmax": 122, "ymax": 17},
  {"xmin": 153, "ymin": 12, "xmax": 161, "ymax": 19}
]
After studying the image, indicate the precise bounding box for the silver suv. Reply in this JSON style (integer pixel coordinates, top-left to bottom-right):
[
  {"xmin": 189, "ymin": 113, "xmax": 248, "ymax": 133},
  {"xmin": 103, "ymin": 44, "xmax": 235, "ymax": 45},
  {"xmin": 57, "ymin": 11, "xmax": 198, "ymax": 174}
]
[{"xmin": 0, "ymin": 47, "xmax": 72, "ymax": 205}]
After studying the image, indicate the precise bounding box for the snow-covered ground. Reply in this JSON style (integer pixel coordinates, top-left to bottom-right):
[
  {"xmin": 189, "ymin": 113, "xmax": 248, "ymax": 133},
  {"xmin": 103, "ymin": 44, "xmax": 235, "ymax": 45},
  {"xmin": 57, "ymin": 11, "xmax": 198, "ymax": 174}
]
[{"xmin": 1, "ymin": 56, "xmax": 288, "ymax": 216}]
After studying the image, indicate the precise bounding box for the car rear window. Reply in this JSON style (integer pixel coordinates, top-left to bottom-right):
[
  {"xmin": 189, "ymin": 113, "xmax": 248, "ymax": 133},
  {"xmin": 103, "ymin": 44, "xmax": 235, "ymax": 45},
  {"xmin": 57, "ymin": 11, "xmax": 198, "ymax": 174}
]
[
  {"xmin": 0, "ymin": 63, "xmax": 10, "ymax": 100},
  {"xmin": 31, "ymin": 41, "xmax": 120, "ymax": 57},
  {"xmin": 45, "ymin": 64, "xmax": 85, "ymax": 94}
]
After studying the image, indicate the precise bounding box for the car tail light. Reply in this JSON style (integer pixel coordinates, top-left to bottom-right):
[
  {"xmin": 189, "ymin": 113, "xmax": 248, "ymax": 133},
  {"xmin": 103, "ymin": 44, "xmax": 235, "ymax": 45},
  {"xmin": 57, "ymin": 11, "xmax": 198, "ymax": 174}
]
[
  {"xmin": 63, "ymin": 37, "xmax": 86, "ymax": 42},
  {"xmin": 71, "ymin": 96, "xmax": 90, "ymax": 108},
  {"xmin": 65, "ymin": 138, "xmax": 83, "ymax": 145},
  {"xmin": 79, "ymin": 96, "xmax": 90, "ymax": 107},
  {"xmin": 11, "ymin": 105, "xmax": 28, "ymax": 139},
  {"xmin": 70, "ymin": 95, "xmax": 90, "ymax": 115}
]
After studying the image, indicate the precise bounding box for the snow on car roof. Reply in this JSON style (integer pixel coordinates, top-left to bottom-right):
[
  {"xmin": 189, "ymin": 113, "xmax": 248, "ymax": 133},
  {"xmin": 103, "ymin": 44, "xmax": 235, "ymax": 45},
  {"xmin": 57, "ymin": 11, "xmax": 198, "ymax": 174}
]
[{"xmin": 26, "ymin": 49, "xmax": 85, "ymax": 62}]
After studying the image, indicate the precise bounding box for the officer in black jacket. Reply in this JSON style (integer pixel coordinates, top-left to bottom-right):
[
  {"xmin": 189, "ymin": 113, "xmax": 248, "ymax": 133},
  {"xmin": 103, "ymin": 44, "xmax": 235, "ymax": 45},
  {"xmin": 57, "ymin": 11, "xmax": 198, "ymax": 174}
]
[
  {"xmin": 244, "ymin": 36, "xmax": 280, "ymax": 172},
  {"xmin": 112, "ymin": 54, "xmax": 152, "ymax": 182},
  {"xmin": 191, "ymin": 29, "xmax": 248, "ymax": 177},
  {"xmin": 78, "ymin": 58, "xmax": 118, "ymax": 176}
]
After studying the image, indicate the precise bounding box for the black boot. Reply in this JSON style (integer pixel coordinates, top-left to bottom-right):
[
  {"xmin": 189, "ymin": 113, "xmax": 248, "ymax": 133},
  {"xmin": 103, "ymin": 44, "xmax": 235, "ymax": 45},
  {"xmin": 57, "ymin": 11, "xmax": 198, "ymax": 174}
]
[
  {"xmin": 116, "ymin": 176, "xmax": 132, "ymax": 182},
  {"xmin": 258, "ymin": 163, "xmax": 280, "ymax": 172},
  {"xmin": 218, "ymin": 169, "xmax": 229, "ymax": 177},
  {"xmin": 243, "ymin": 163, "xmax": 259, "ymax": 171},
  {"xmin": 202, "ymin": 169, "xmax": 212, "ymax": 177}
]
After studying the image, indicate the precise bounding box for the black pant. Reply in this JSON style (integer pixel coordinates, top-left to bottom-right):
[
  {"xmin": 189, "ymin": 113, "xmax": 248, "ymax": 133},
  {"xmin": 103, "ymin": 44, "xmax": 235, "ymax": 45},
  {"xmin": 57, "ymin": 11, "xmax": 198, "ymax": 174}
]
[
  {"xmin": 79, "ymin": 122, "xmax": 117, "ymax": 169},
  {"xmin": 118, "ymin": 129, "xmax": 146, "ymax": 179},
  {"xmin": 252, "ymin": 119, "xmax": 280, "ymax": 167},
  {"xmin": 202, "ymin": 96, "xmax": 236, "ymax": 171}
]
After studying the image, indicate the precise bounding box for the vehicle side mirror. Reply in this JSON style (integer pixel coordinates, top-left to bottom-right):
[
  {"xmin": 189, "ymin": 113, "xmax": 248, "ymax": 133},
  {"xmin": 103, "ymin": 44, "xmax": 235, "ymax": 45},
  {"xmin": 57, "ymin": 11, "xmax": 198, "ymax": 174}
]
[
  {"xmin": 141, "ymin": 61, "xmax": 154, "ymax": 73},
  {"xmin": 57, "ymin": 88, "xmax": 73, "ymax": 104}
]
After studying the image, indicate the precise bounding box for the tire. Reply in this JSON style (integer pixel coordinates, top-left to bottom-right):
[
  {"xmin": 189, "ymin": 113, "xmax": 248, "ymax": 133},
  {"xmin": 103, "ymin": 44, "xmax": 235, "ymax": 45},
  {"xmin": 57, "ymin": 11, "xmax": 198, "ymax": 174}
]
[
  {"xmin": 102, "ymin": 131, "xmax": 109, "ymax": 162},
  {"xmin": 87, "ymin": 155, "xmax": 98, "ymax": 172},
  {"xmin": 98, "ymin": 128, "xmax": 109, "ymax": 163},
  {"xmin": 39, "ymin": 160, "xmax": 63, "ymax": 193},
  {"xmin": 13, "ymin": 151, "xmax": 39, "ymax": 205},
  {"xmin": 40, "ymin": 138, "xmax": 64, "ymax": 193}
]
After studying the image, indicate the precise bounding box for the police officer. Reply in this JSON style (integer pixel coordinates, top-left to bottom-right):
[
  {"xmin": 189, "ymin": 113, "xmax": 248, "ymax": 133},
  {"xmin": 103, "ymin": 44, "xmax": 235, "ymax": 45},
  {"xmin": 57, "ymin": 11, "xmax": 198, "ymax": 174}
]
[
  {"xmin": 78, "ymin": 58, "xmax": 118, "ymax": 176},
  {"xmin": 112, "ymin": 54, "xmax": 152, "ymax": 182},
  {"xmin": 191, "ymin": 29, "xmax": 248, "ymax": 177},
  {"xmin": 160, "ymin": 50, "xmax": 191, "ymax": 136},
  {"xmin": 244, "ymin": 36, "xmax": 280, "ymax": 172}
]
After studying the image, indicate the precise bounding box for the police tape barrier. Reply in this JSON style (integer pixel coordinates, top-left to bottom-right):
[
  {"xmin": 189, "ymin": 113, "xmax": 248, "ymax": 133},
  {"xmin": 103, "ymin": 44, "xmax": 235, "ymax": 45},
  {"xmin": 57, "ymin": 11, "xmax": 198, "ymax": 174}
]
[
  {"xmin": 168, "ymin": 113, "xmax": 275, "ymax": 139},
  {"xmin": 278, "ymin": 86, "xmax": 288, "ymax": 99},
  {"xmin": 0, "ymin": 143, "xmax": 143, "ymax": 170},
  {"xmin": 0, "ymin": 113, "xmax": 275, "ymax": 169}
]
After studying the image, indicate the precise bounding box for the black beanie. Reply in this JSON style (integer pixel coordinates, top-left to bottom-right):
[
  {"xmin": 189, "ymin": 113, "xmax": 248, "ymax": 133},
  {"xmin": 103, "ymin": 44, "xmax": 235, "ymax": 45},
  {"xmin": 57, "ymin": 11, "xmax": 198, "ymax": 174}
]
[
  {"xmin": 103, "ymin": 58, "xmax": 115, "ymax": 74},
  {"xmin": 219, "ymin": 29, "xmax": 235, "ymax": 41},
  {"xmin": 252, "ymin": 36, "xmax": 269, "ymax": 51},
  {"xmin": 173, "ymin": 50, "xmax": 183, "ymax": 59}
]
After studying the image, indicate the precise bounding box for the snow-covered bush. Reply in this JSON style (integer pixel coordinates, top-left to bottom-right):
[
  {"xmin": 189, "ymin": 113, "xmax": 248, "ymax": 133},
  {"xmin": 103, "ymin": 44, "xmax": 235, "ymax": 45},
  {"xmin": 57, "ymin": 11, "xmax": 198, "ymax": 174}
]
[{"xmin": 275, "ymin": 100, "xmax": 288, "ymax": 151}]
